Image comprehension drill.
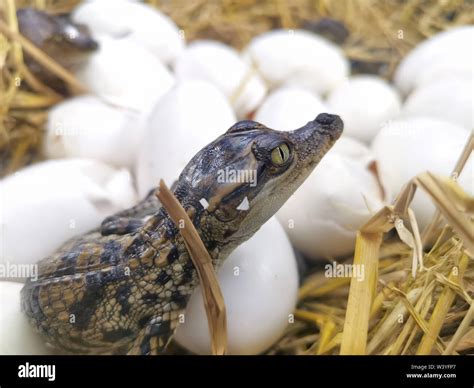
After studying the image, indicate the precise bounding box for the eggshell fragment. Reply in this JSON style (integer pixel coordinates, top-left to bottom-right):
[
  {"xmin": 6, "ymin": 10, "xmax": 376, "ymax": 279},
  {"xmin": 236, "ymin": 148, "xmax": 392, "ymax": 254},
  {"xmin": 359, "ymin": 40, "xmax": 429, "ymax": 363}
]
[
  {"xmin": 72, "ymin": 0, "xmax": 184, "ymax": 64},
  {"xmin": 174, "ymin": 40, "xmax": 267, "ymax": 118},
  {"xmin": 74, "ymin": 36, "xmax": 175, "ymax": 114},
  {"xmin": 254, "ymin": 87, "xmax": 328, "ymax": 131},
  {"xmin": 135, "ymin": 80, "xmax": 236, "ymax": 197},
  {"xmin": 394, "ymin": 26, "xmax": 474, "ymax": 95},
  {"xmin": 277, "ymin": 150, "xmax": 385, "ymax": 260},
  {"xmin": 0, "ymin": 282, "xmax": 53, "ymax": 355},
  {"xmin": 0, "ymin": 159, "xmax": 137, "ymax": 270},
  {"xmin": 372, "ymin": 117, "xmax": 472, "ymax": 229},
  {"xmin": 401, "ymin": 77, "xmax": 473, "ymax": 130},
  {"xmin": 174, "ymin": 217, "xmax": 298, "ymax": 355},
  {"xmin": 45, "ymin": 95, "xmax": 143, "ymax": 167},
  {"xmin": 242, "ymin": 29, "xmax": 349, "ymax": 95},
  {"xmin": 326, "ymin": 75, "xmax": 401, "ymax": 143}
]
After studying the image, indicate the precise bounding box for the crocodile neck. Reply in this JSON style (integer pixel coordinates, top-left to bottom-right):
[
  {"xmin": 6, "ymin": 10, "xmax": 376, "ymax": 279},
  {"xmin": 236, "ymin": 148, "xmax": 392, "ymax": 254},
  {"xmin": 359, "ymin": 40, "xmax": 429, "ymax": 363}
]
[{"xmin": 138, "ymin": 207, "xmax": 226, "ymax": 273}]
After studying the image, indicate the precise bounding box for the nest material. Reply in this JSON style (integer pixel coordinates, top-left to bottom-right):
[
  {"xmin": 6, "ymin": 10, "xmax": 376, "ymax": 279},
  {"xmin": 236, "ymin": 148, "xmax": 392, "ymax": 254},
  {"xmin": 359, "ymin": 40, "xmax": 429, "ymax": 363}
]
[
  {"xmin": 2, "ymin": 0, "xmax": 473, "ymax": 176},
  {"xmin": 1, "ymin": 0, "xmax": 472, "ymax": 355},
  {"xmin": 272, "ymin": 236, "xmax": 473, "ymax": 355}
]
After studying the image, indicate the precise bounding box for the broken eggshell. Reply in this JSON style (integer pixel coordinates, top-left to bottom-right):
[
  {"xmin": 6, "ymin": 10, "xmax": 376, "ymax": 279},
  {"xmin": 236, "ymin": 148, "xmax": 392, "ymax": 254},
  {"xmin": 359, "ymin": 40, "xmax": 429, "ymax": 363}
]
[
  {"xmin": 74, "ymin": 36, "xmax": 175, "ymax": 114},
  {"xmin": 326, "ymin": 75, "xmax": 401, "ymax": 143},
  {"xmin": 174, "ymin": 217, "xmax": 298, "ymax": 355},
  {"xmin": 135, "ymin": 80, "xmax": 236, "ymax": 197},
  {"xmin": 45, "ymin": 95, "xmax": 143, "ymax": 168},
  {"xmin": 254, "ymin": 86, "xmax": 328, "ymax": 131},
  {"xmin": 72, "ymin": 0, "xmax": 184, "ymax": 65},
  {"xmin": 242, "ymin": 29, "xmax": 349, "ymax": 95},
  {"xmin": 174, "ymin": 40, "xmax": 267, "ymax": 118},
  {"xmin": 0, "ymin": 282, "xmax": 53, "ymax": 355},
  {"xmin": 277, "ymin": 144, "xmax": 386, "ymax": 260},
  {"xmin": 0, "ymin": 159, "xmax": 137, "ymax": 270},
  {"xmin": 372, "ymin": 117, "xmax": 472, "ymax": 230}
]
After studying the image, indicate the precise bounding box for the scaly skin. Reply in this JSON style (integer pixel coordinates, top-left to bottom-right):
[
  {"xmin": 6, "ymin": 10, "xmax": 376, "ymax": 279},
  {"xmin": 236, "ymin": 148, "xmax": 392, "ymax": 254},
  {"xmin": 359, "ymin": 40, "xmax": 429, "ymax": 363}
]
[{"xmin": 21, "ymin": 113, "xmax": 344, "ymax": 354}]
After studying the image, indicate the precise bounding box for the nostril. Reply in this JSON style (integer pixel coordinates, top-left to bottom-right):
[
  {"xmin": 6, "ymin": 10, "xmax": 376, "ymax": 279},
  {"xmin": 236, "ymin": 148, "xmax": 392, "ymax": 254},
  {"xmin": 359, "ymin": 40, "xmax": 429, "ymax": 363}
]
[
  {"xmin": 291, "ymin": 113, "xmax": 343, "ymax": 141},
  {"xmin": 87, "ymin": 39, "xmax": 99, "ymax": 50},
  {"xmin": 315, "ymin": 113, "xmax": 339, "ymax": 125}
]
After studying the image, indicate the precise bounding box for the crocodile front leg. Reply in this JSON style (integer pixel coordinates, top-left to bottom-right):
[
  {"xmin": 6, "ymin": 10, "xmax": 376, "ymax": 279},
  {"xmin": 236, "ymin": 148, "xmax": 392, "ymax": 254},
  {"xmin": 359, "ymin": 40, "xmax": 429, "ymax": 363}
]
[{"xmin": 126, "ymin": 316, "xmax": 179, "ymax": 355}]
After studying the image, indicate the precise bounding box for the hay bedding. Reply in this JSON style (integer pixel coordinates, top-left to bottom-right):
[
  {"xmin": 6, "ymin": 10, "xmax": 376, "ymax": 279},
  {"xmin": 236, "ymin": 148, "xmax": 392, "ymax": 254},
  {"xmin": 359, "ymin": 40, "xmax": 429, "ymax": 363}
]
[{"xmin": 0, "ymin": 0, "xmax": 472, "ymax": 355}]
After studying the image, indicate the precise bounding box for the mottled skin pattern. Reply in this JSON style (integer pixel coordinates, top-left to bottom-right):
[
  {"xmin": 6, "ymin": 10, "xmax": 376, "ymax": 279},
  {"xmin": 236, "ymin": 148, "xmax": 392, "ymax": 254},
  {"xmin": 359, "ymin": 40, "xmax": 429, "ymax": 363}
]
[{"xmin": 21, "ymin": 114, "xmax": 344, "ymax": 355}]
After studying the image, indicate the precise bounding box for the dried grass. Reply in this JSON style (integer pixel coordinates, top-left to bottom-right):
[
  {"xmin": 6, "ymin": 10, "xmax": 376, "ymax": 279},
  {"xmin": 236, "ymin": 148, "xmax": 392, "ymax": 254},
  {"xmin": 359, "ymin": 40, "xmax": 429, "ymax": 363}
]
[
  {"xmin": 156, "ymin": 180, "xmax": 228, "ymax": 355},
  {"xmin": 271, "ymin": 233, "xmax": 472, "ymax": 355}
]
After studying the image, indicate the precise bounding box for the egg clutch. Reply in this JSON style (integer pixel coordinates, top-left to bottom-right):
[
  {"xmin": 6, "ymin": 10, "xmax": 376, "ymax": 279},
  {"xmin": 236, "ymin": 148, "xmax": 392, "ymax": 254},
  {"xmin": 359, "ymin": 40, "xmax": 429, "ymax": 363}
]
[{"xmin": 0, "ymin": 0, "xmax": 472, "ymax": 356}]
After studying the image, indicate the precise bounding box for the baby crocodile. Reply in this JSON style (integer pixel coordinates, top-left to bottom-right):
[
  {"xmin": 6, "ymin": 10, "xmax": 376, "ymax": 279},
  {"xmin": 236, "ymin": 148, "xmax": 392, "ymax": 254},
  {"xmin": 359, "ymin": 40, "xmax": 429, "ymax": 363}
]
[
  {"xmin": 21, "ymin": 114, "xmax": 343, "ymax": 355},
  {"xmin": 17, "ymin": 8, "xmax": 98, "ymax": 92}
]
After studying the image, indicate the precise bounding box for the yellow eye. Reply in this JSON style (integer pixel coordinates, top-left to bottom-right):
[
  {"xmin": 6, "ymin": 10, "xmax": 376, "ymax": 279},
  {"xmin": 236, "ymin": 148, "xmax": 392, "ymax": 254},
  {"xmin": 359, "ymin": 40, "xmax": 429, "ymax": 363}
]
[{"xmin": 271, "ymin": 143, "xmax": 291, "ymax": 166}]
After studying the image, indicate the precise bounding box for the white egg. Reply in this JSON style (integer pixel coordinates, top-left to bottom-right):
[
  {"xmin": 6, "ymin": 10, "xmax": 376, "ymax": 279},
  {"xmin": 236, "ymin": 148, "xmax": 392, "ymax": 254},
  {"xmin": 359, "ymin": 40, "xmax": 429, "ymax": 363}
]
[
  {"xmin": 394, "ymin": 26, "xmax": 474, "ymax": 95},
  {"xmin": 72, "ymin": 0, "xmax": 184, "ymax": 65},
  {"xmin": 415, "ymin": 62, "xmax": 473, "ymax": 89},
  {"xmin": 329, "ymin": 136, "xmax": 374, "ymax": 166},
  {"xmin": 277, "ymin": 150, "xmax": 385, "ymax": 260},
  {"xmin": 174, "ymin": 217, "xmax": 298, "ymax": 355},
  {"xmin": 0, "ymin": 282, "xmax": 53, "ymax": 355},
  {"xmin": 326, "ymin": 75, "xmax": 402, "ymax": 143},
  {"xmin": 372, "ymin": 117, "xmax": 472, "ymax": 229},
  {"xmin": 74, "ymin": 36, "xmax": 175, "ymax": 114},
  {"xmin": 254, "ymin": 87, "xmax": 328, "ymax": 131},
  {"xmin": 401, "ymin": 77, "xmax": 473, "ymax": 130},
  {"xmin": 174, "ymin": 40, "xmax": 267, "ymax": 118},
  {"xmin": 0, "ymin": 159, "xmax": 137, "ymax": 271},
  {"xmin": 45, "ymin": 95, "xmax": 144, "ymax": 168},
  {"xmin": 135, "ymin": 80, "xmax": 236, "ymax": 197},
  {"xmin": 242, "ymin": 29, "xmax": 349, "ymax": 95}
]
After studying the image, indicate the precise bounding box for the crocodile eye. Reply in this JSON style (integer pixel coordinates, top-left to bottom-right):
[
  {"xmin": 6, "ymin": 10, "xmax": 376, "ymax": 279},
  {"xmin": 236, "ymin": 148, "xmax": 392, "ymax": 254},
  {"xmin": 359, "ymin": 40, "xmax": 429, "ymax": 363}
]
[{"xmin": 271, "ymin": 143, "xmax": 291, "ymax": 166}]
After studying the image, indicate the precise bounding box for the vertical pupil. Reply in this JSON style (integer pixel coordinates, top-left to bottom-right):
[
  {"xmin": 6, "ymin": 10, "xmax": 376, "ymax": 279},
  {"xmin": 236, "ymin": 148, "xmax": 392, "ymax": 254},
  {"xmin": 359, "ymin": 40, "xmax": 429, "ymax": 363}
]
[{"xmin": 278, "ymin": 147, "xmax": 285, "ymax": 160}]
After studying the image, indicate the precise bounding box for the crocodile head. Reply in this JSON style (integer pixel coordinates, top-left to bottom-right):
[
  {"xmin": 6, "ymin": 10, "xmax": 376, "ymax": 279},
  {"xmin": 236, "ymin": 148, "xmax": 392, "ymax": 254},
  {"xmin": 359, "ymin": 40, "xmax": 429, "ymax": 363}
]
[
  {"xmin": 17, "ymin": 8, "xmax": 98, "ymax": 68},
  {"xmin": 173, "ymin": 113, "xmax": 344, "ymax": 255}
]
